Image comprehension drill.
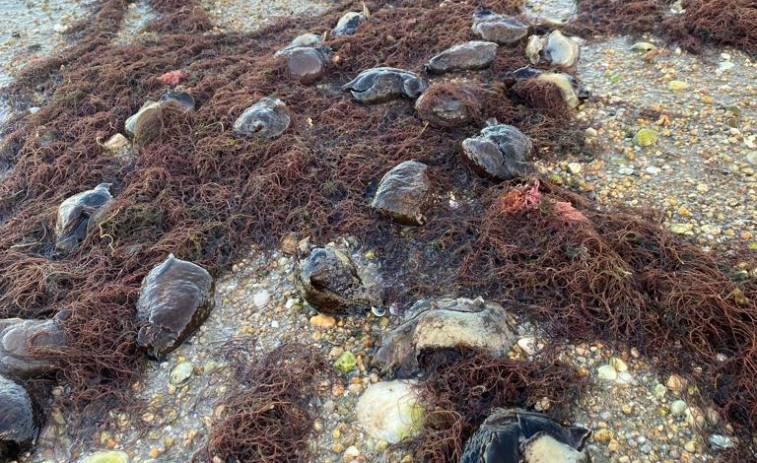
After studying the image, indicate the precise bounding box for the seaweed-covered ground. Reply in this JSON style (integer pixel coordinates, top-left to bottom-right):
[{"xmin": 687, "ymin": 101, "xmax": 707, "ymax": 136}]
[{"xmin": 1, "ymin": 0, "xmax": 756, "ymax": 462}]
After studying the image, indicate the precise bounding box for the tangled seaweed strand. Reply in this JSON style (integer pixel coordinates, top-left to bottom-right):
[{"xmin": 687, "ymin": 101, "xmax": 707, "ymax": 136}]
[
  {"xmin": 413, "ymin": 347, "xmax": 586, "ymax": 462},
  {"xmin": 2, "ymin": 0, "xmax": 756, "ymax": 460},
  {"xmin": 569, "ymin": 0, "xmax": 757, "ymax": 56},
  {"xmin": 663, "ymin": 0, "xmax": 757, "ymax": 55},
  {"xmin": 461, "ymin": 179, "xmax": 757, "ymax": 458},
  {"xmin": 0, "ymin": 0, "xmax": 584, "ymax": 424},
  {"xmin": 200, "ymin": 343, "xmax": 325, "ymax": 463}
]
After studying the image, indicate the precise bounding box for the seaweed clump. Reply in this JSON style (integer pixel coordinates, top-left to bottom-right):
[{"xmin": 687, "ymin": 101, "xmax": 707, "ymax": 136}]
[
  {"xmin": 412, "ymin": 347, "xmax": 586, "ymax": 463},
  {"xmin": 202, "ymin": 343, "xmax": 326, "ymax": 463},
  {"xmin": 460, "ymin": 179, "xmax": 757, "ymax": 456},
  {"xmin": 569, "ymin": 0, "xmax": 757, "ymax": 56},
  {"xmin": 0, "ymin": 0, "xmax": 577, "ymax": 423}
]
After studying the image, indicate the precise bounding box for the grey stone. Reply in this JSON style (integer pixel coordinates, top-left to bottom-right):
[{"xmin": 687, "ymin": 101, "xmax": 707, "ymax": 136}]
[
  {"xmin": 373, "ymin": 297, "xmax": 516, "ymax": 376},
  {"xmin": 343, "ymin": 67, "xmax": 426, "ymax": 104},
  {"xmin": 461, "ymin": 124, "xmax": 534, "ymax": 180},
  {"xmin": 0, "ymin": 375, "xmax": 37, "ymax": 460},
  {"xmin": 55, "ymin": 183, "xmax": 113, "ymax": 253},
  {"xmin": 371, "ymin": 160, "xmax": 430, "ymax": 225},
  {"xmin": 461, "ymin": 408, "xmax": 590, "ymax": 463},
  {"xmin": 296, "ymin": 247, "xmax": 381, "ymax": 315},
  {"xmin": 426, "ymin": 41, "xmax": 498, "ymax": 73},
  {"xmin": 136, "ymin": 254, "xmax": 214, "ymax": 358},
  {"xmin": 233, "ymin": 97, "xmax": 290, "ymax": 139},
  {"xmin": 472, "ymin": 11, "xmax": 529, "ymax": 45},
  {"xmin": 0, "ymin": 315, "xmax": 65, "ymax": 379}
]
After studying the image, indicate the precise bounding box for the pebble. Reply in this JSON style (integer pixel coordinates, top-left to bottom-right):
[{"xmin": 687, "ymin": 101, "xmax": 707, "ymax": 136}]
[
  {"xmin": 334, "ymin": 351, "xmax": 357, "ymax": 373},
  {"xmin": 633, "ymin": 128, "xmax": 659, "ymax": 147},
  {"xmin": 310, "ymin": 313, "xmax": 337, "ymax": 329},
  {"xmin": 342, "ymin": 445, "xmax": 360, "ymax": 461},
  {"xmin": 610, "ymin": 357, "xmax": 628, "ymax": 372},
  {"xmin": 670, "ymin": 400, "xmax": 688, "ymax": 417},
  {"xmin": 597, "ymin": 364, "xmax": 618, "ymax": 381},
  {"xmin": 667, "ymin": 80, "xmax": 689, "ymax": 91},
  {"xmin": 169, "ymin": 361, "xmax": 194, "ymax": 386},
  {"xmin": 667, "ymin": 374, "xmax": 688, "ymax": 394},
  {"xmin": 708, "ymin": 434, "xmax": 734, "ymax": 449},
  {"xmin": 253, "ymin": 290, "xmax": 271, "ymax": 308},
  {"xmin": 81, "ymin": 451, "xmax": 129, "ymax": 463}
]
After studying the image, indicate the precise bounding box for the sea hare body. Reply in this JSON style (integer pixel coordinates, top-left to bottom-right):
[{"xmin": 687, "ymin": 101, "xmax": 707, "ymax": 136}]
[
  {"xmin": 55, "ymin": 183, "xmax": 112, "ymax": 252},
  {"xmin": 343, "ymin": 68, "xmax": 426, "ymax": 104},
  {"xmin": 136, "ymin": 255, "xmax": 214, "ymax": 358}
]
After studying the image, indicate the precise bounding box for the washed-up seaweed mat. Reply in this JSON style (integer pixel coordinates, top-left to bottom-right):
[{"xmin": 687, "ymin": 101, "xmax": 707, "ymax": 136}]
[{"xmin": 0, "ymin": 0, "xmax": 755, "ymax": 461}]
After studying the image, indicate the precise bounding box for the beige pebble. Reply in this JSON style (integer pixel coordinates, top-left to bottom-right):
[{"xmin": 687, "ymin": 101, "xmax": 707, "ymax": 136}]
[{"xmin": 311, "ymin": 313, "xmax": 337, "ymax": 329}]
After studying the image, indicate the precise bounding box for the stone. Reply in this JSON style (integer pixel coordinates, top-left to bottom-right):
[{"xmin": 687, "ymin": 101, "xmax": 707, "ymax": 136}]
[
  {"xmin": 279, "ymin": 46, "xmax": 329, "ymax": 83},
  {"xmin": 535, "ymin": 72, "xmax": 589, "ymax": 108},
  {"xmin": 309, "ymin": 313, "xmax": 337, "ymax": 329},
  {"xmin": 371, "ymin": 160, "xmax": 430, "ymax": 225},
  {"xmin": 593, "ymin": 428, "xmax": 613, "ymax": 442},
  {"xmin": 461, "ymin": 123, "xmax": 534, "ymax": 181},
  {"xmin": 233, "ymin": 97, "xmax": 291, "ymax": 139},
  {"xmin": 543, "ymin": 30, "xmax": 580, "ymax": 67},
  {"xmin": 253, "ymin": 290, "xmax": 270, "ymax": 309},
  {"xmin": 81, "ymin": 451, "xmax": 129, "ymax": 463},
  {"xmin": 414, "ymin": 83, "xmax": 481, "ymax": 128},
  {"xmin": 136, "ymin": 254, "xmax": 214, "ymax": 358},
  {"xmin": 747, "ymin": 151, "xmax": 757, "ymax": 166},
  {"xmin": 373, "ymin": 297, "xmax": 516, "ymax": 376},
  {"xmin": 169, "ymin": 361, "xmax": 193, "ymax": 386},
  {"xmin": 709, "ymin": 434, "xmax": 733, "ymax": 449},
  {"xmin": 356, "ymin": 380, "xmax": 424, "ymax": 444},
  {"xmin": 597, "ymin": 364, "xmax": 617, "ymax": 381},
  {"xmin": 471, "ymin": 11, "xmax": 529, "ymax": 45},
  {"xmin": 670, "ymin": 399, "xmax": 688, "ymax": 417},
  {"xmin": 461, "ymin": 408, "xmax": 590, "ymax": 463},
  {"xmin": 0, "ymin": 375, "xmax": 37, "ymax": 460},
  {"xmin": 426, "ymin": 41, "xmax": 498, "ymax": 73},
  {"xmin": 331, "ymin": 12, "xmax": 365, "ymax": 37},
  {"xmin": 633, "ymin": 128, "xmax": 658, "ymax": 147},
  {"xmin": 609, "ymin": 357, "xmax": 628, "ymax": 372},
  {"xmin": 631, "ymin": 42, "xmax": 656, "ymax": 52},
  {"xmin": 125, "ymin": 100, "xmax": 162, "ymax": 137},
  {"xmin": 567, "ymin": 162, "xmax": 582, "ymax": 174},
  {"xmin": 526, "ymin": 31, "xmax": 580, "ymax": 67},
  {"xmin": 668, "ymin": 80, "xmax": 689, "ymax": 91},
  {"xmin": 342, "ymin": 67, "xmax": 426, "ymax": 104},
  {"xmin": 0, "ymin": 314, "xmax": 66, "ymax": 379},
  {"xmin": 160, "ymin": 90, "xmax": 195, "ymax": 111},
  {"xmin": 296, "ymin": 247, "xmax": 381, "ymax": 315},
  {"xmin": 101, "ymin": 133, "xmax": 133, "ymax": 159},
  {"xmin": 343, "ymin": 445, "xmax": 360, "ymax": 462},
  {"xmin": 55, "ymin": 183, "xmax": 113, "ymax": 253},
  {"xmin": 334, "ymin": 351, "xmax": 357, "ymax": 373},
  {"xmin": 666, "ymin": 374, "xmax": 688, "ymax": 394},
  {"xmin": 526, "ymin": 35, "xmax": 544, "ymax": 64}
]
